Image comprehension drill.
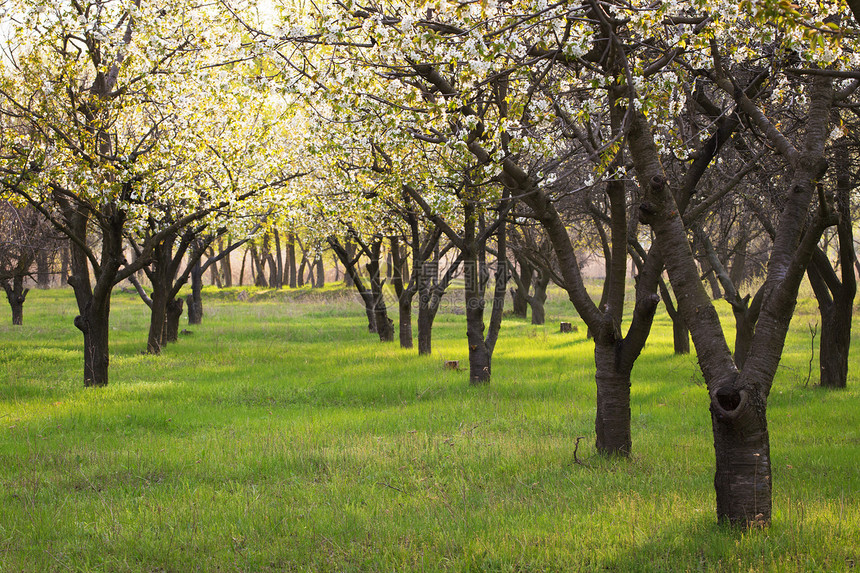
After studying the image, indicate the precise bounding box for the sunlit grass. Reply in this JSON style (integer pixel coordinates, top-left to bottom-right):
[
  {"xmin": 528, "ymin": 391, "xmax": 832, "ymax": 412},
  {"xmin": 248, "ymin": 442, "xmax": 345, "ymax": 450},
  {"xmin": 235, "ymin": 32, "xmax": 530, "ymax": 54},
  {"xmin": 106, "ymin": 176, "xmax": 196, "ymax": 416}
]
[{"xmin": 0, "ymin": 284, "xmax": 857, "ymax": 571}]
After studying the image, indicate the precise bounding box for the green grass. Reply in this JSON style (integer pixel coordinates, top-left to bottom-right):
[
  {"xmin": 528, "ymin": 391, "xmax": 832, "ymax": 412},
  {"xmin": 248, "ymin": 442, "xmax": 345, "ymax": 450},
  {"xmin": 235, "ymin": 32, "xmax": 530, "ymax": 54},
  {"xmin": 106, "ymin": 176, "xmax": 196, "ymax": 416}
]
[{"xmin": 0, "ymin": 284, "xmax": 858, "ymax": 572}]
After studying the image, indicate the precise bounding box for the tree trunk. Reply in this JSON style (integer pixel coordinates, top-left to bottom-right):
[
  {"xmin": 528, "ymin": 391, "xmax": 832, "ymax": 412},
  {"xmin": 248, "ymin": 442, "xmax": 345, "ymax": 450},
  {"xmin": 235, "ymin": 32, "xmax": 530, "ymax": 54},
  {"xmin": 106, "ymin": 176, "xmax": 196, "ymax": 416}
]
[
  {"xmin": 343, "ymin": 240, "xmax": 354, "ymax": 287},
  {"xmin": 145, "ymin": 236, "xmax": 178, "ymax": 355},
  {"xmin": 267, "ymin": 253, "xmax": 279, "ymax": 288},
  {"xmin": 75, "ymin": 295, "xmax": 111, "ymax": 387},
  {"xmin": 809, "ymin": 141, "xmax": 855, "ymax": 389},
  {"xmin": 366, "ymin": 241, "xmax": 394, "ymax": 342},
  {"xmin": 390, "ymin": 237, "xmax": 414, "ymax": 349},
  {"xmin": 672, "ymin": 316, "xmax": 690, "ymax": 355},
  {"xmin": 147, "ymin": 285, "xmax": 168, "ymax": 354},
  {"xmin": 529, "ymin": 272, "xmax": 549, "ymax": 325},
  {"xmin": 207, "ymin": 248, "xmax": 222, "ymax": 287},
  {"xmin": 818, "ymin": 300, "xmax": 851, "ymax": 388},
  {"xmin": 465, "ymin": 296, "xmax": 491, "ymax": 383},
  {"xmin": 238, "ymin": 248, "xmax": 248, "ymax": 286},
  {"xmin": 711, "ymin": 387, "xmax": 772, "ymax": 525},
  {"xmin": 333, "ymin": 255, "xmax": 342, "ymax": 282},
  {"xmin": 274, "ymin": 229, "xmax": 284, "ymax": 289},
  {"xmin": 732, "ymin": 307, "xmax": 757, "ymax": 370},
  {"xmin": 2, "ymin": 277, "xmax": 28, "ymax": 326},
  {"xmin": 363, "ymin": 295, "xmax": 378, "ymax": 333},
  {"xmin": 398, "ymin": 296, "xmax": 413, "ymax": 349},
  {"xmin": 698, "ymin": 254, "xmax": 723, "ymax": 299},
  {"xmin": 511, "ymin": 287, "xmax": 528, "ymax": 318},
  {"xmin": 287, "ymin": 233, "xmax": 297, "ymax": 288},
  {"xmin": 594, "ymin": 340, "xmax": 632, "ymax": 455},
  {"xmin": 329, "ymin": 236, "xmax": 377, "ymax": 333},
  {"xmin": 659, "ymin": 279, "xmax": 690, "ymax": 355},
  {"xmin": 219, "ymin": 238, "xmax": 233, "ymax": 287},
  {"xmin": 315, "ymin": 256, "xmax": 325, "ymax": 287},
  {"xmin": 417, "ymin": 298, "xmax": 435, "ymax": 355},
  {"xmin": 35, "ymin": 250, "xmax": 52, "ymax": 288},
  {"xmin": 417, "ymin": 258, "xmax": 444, "ymax": 355},
  {"xmin": 251, "ymin": 246, "xmax": 267, "ymax": 287},
  {"xmin": 297, "ymin": 255, "xmax": 307, "ymax": 287},
  {"xmin": 187, "ymin": 264, "xmax": 204, "ymax": 325},
  {"xmin": 510, "ymin": 254, "xmax": 532, "ymax": 319},
  {"xmin": 164, "ymin": 297, "xmax": 183, "ymax": 343},
  {"xmin": 60, "ymin": 244, "xmax": 70, "ymax": 284},
  {"xmin": 464, "ymin": 248, "xmax": 491, "ymax": 383},
  {"xmin": 373, "ymin": 300, "xmax": 392, "ymax": 340}
]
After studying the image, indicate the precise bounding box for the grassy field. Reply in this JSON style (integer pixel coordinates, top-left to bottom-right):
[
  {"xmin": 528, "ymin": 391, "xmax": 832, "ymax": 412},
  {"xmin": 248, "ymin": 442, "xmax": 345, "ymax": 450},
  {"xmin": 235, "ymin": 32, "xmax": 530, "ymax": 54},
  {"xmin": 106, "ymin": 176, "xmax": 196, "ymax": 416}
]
[{"xmin": 0, "ymin": 284, "xmax": 858, "ymax": 572}]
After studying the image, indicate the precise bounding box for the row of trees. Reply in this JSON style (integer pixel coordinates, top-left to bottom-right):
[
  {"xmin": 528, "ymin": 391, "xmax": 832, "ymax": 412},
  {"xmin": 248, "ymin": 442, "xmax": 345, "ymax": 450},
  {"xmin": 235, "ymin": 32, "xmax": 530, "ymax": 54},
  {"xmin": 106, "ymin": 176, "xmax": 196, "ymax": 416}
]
[
  {"xmin": 265, "ymin": 0, "xmax": 860, "ymax": 527},
  {"xmin": 2, "ymin": 0, "xmax": 858, "ymax": 528}
]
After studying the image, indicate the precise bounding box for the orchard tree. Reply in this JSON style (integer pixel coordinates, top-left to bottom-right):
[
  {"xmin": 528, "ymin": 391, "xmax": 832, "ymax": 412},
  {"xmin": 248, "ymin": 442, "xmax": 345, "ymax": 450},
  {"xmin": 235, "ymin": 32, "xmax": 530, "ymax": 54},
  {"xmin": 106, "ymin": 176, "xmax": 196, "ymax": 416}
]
[
  {"xmin": 0, "ymin": 201, "xmax": 62, "ymax": 325},
  {"xmin": 806, "ymin": 138, "xmax": 857, "ymax": 388},
  {"xmin": 0, "ymin": 0, "xmax": 284, "ymax": 386},
  {"xmin": 611, "ymin": 0, "xmax": 857, "ymax": 525}
]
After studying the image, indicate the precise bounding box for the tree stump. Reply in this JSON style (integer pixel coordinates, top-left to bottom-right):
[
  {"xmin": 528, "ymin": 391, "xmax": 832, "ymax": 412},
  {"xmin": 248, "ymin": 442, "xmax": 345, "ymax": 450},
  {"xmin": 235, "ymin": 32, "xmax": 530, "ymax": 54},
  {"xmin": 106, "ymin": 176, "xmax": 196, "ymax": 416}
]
[{"xmin": 560, "ymin": 322, "xmax": 577, "ymax": 333}]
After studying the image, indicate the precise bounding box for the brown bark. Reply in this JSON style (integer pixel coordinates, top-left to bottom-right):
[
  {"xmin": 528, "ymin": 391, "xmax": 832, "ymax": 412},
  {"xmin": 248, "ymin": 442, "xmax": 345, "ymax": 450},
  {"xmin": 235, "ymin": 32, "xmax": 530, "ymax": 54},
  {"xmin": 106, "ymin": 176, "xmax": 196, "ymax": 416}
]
[
  {"xmin": 208, "ymin": 248, "xmax": 222, "ymax": 288},
  {"xmin": 219, "ymin": 238, "xmax": 233, "ymax": 287},
  {"xmin": 315, "ymin": 256, "xmax": 325, "ymax": 287},
  {"xmin": 509, "ymin": 252, "xmax": 532, "ymax": 318},
  {"xmin": 366, "ymin": 238, "xmax": 394, "ymax": 342},
  {"xmin": 390, "ymin": 236, "xmax": 413, "ymax": 349},
  {"xmin": 164, "ymin": 298, "xmax": 183, "ymax": 343},
  {"xmin": 251, "ymin": 246, "xmax": 267, "ymax": 287},
  {"xmin": 658, "ymin": 278, "xmax": 689, "ymax": 355},
  {"xmin": 594, "ymin": 341, "xmax": 631, "ymax": 455},
  {"xmin": 274, "ymin": 229, "xmax": 284, "ymax": 288},
  {"xmin": 35, "ymin": 249, "xmax": 51, "ymax": 288},
  {"xmin": 145, "ymin": 235, "xmax": 177, "ymax": 355},
  {"xmin": 2, "ymin": 277, "xmax": 28, "ymax": 326},
  {"xmin": 807, "ymin": 143, "xmax": 856, "ymax": 388},
  {"xmin": 287, "ymin": 233, "xmax": 297, "ymax": 288},
  {"xmin": 529, "ymin": 271, "xmax": 550, "ymax": 325},
  {"xmin": 188, "ymin": 258, "xmax": 204, "ymax": 325}
]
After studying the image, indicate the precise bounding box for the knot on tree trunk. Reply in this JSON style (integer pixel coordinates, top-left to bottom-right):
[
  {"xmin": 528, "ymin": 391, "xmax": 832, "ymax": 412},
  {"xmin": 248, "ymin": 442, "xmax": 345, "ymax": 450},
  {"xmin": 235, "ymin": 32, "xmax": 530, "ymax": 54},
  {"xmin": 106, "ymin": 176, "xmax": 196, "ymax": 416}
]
[
  {"xmin": 73, "ymin": 315, "xmax": 87, "ymax": 333},
  {"xmin": 638, "ymin": 202, "xmax": 657, "ymax": 225},
  {"xmin": 649, "ymin": 174, "xmax": 666, "ymax": 192}
]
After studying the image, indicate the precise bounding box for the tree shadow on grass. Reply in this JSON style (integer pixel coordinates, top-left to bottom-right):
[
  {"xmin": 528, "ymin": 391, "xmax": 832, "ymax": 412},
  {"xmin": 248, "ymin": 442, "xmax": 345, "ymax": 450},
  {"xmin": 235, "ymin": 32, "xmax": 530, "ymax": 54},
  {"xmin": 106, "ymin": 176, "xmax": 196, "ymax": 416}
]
[{"xmin": 598, "ymin": 511, "xmax": 856, "ymax": 572}]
